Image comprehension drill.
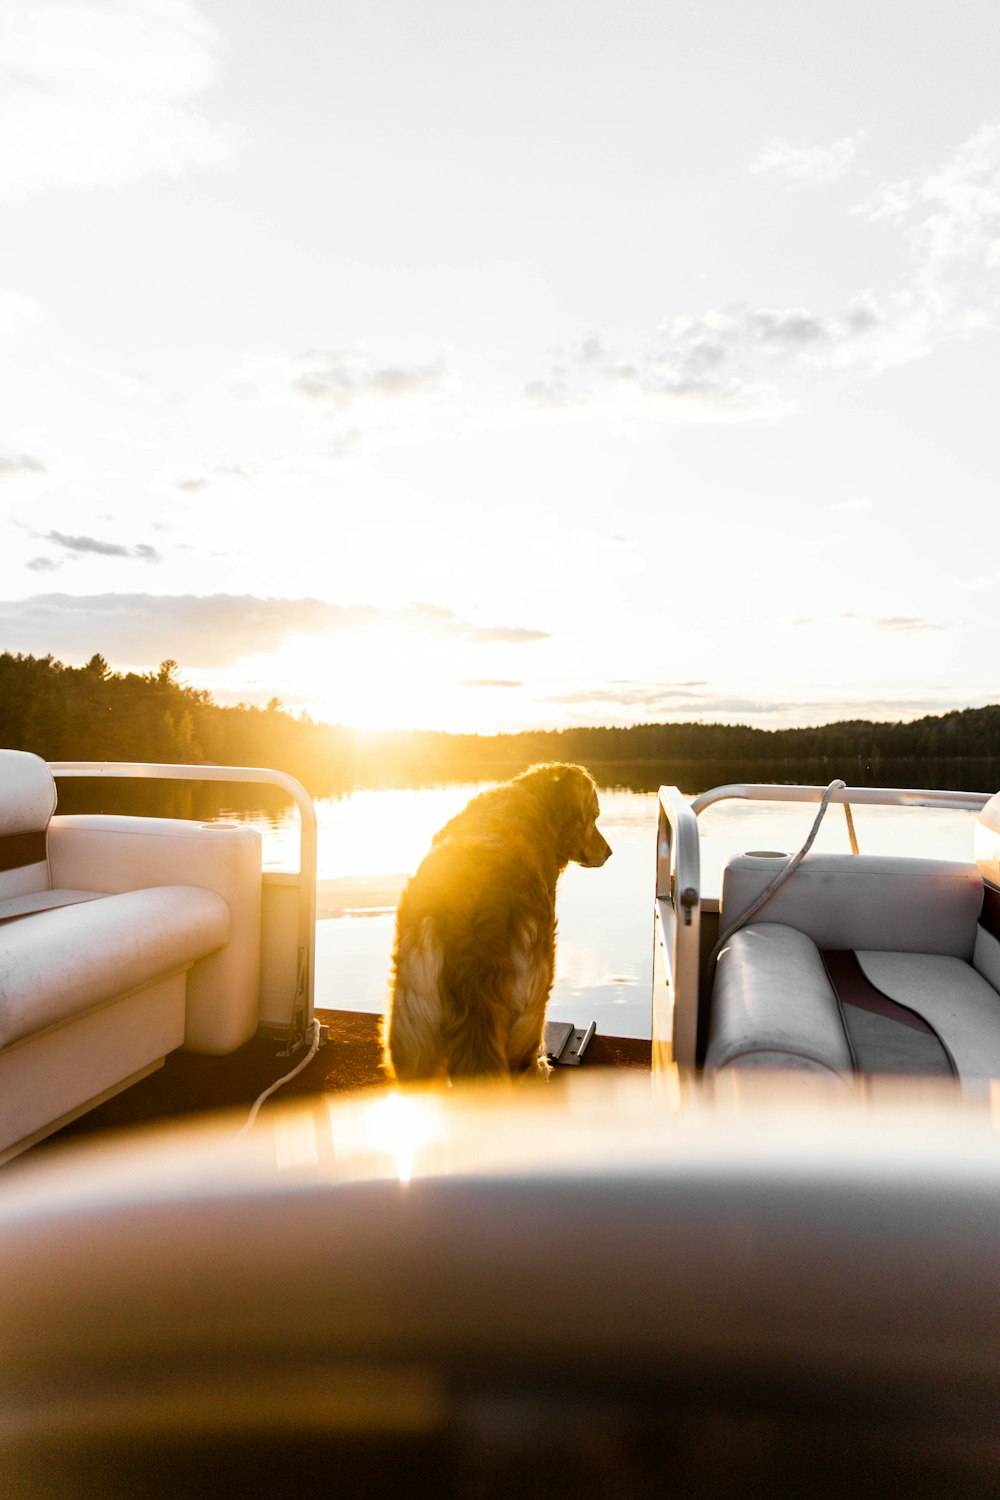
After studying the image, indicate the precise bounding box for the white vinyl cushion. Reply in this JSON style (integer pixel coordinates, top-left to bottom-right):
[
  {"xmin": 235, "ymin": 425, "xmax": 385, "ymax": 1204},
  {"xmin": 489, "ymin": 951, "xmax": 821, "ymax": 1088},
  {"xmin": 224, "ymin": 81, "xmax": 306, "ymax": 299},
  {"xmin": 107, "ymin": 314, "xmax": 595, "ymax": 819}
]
[
  {"xmin": 47, "ymin": 816, "xmax": 262, "ymax": 1054},
  {"xmin": 0, "ymin": 886, "xmax": 229, "ymax": 1048},
  {"xmin": 0, "ymin": 750, "xmax": 56, "ymax": 837},
  {"xmin": 0, "ymin": 750, "xmax": 56, "ymax": 903},
  {"xmin": 720, "ymin": 853, "xmax": 983, "ymax": 959},
  {"xmin": 0, "ymin": 974, "xmax": 188, "ymax": 1158}
]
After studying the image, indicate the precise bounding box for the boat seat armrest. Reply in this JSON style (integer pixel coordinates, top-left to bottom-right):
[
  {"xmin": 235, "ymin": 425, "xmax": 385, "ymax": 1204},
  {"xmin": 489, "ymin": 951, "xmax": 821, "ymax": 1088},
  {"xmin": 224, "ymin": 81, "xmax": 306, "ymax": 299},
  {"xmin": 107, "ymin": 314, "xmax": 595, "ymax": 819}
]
[
  {"xmin": 47, "ymin": 816, "xmax": 263, "ymax": 1054},
  {"xmin": 0, "ymin": 887, "xmax": 229, "ymax": 1048}
]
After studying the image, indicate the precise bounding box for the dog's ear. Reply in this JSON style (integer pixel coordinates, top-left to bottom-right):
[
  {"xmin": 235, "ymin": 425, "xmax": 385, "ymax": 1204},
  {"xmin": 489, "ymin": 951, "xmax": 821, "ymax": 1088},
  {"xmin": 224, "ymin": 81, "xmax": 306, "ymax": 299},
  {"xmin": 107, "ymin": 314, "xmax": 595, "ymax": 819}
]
[{"xmin": 532, "ymin": 763, "xmax": 596, "ymax": 827}]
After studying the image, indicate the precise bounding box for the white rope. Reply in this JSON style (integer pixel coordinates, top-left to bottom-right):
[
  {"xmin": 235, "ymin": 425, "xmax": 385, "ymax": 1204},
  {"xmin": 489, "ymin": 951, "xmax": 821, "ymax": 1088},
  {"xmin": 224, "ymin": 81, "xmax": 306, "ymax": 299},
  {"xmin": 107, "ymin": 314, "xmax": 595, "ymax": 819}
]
[
  {"xmin": 234, "ymin": 1018, "xmax": 323, "ymax": 1138},
  {"xmin": 709, "ymin": 779, "xmax": 848, "ymax": 970}
]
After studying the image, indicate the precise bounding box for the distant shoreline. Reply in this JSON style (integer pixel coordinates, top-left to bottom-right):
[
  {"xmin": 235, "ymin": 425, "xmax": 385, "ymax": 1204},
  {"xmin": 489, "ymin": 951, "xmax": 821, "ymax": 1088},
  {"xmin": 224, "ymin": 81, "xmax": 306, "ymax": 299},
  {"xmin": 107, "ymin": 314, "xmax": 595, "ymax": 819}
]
[{"xmin": 3, "ymin": 653, "xmax": 997, "ymax": 799}]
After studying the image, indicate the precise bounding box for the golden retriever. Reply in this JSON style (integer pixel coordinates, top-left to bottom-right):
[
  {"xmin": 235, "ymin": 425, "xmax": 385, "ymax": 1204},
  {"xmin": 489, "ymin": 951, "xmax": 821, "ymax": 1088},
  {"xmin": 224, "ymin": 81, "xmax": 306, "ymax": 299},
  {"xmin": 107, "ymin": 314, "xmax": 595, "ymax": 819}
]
[{"xmin": 382, "ymin": 763, "xmax": 611, "ymax": 1081}]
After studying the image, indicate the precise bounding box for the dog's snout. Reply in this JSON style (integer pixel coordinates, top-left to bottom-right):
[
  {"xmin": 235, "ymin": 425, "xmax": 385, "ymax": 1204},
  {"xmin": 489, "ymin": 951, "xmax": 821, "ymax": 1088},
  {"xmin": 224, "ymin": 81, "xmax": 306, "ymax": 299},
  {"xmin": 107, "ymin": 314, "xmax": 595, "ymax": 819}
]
[{"xmin": 580, "ymin": 829, "xmax": 612, "ymax": 867}]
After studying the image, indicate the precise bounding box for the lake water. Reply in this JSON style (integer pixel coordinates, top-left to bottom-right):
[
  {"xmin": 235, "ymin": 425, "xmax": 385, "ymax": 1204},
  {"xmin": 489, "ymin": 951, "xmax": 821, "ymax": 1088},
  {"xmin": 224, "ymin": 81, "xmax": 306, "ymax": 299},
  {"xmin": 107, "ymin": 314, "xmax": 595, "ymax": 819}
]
[{"xmin": 240, "ymin": 779, "xmax": 991, "ymax": 1041}]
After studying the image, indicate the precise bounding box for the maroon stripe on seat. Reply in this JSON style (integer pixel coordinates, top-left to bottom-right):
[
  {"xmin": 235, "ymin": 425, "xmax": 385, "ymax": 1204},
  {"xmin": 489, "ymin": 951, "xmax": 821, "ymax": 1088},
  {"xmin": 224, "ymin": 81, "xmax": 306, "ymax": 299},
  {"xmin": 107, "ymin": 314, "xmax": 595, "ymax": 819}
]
[
  {"xmin": 822, "ymin": 948, "xmax": 957, "ymax": 1079},
  {"xmin": 822, "ymin": 949, "xmax": 936, "ymax": 1033},
  {"xmin": 981, "ymin": 884, "xmax": 1000, "ymax": 942},
  {"xmin": 0, "ymin": 830, "xmax": 47, "ymax": 873}
]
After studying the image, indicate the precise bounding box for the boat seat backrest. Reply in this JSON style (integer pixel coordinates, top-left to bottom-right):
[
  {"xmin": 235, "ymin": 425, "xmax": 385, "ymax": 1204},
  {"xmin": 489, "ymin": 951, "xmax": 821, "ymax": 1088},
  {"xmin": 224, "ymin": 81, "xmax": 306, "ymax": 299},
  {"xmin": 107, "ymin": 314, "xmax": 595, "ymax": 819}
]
[
  {"xmin": 719, "ymin": 852, "xmax": 983, "ymax": 959},
  {"xmin": 0, "ymin": 750, "xmax": 56, "ymax": 902}
]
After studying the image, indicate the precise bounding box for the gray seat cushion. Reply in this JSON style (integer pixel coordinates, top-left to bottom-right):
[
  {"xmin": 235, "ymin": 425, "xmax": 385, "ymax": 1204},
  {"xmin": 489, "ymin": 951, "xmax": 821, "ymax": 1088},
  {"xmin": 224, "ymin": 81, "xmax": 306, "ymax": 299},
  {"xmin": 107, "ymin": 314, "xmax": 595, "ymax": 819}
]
[
  {"xmin": 720, "ymin": 854, "xmax": 984, "ymax": 959},
  {"xmin": 706, "ymin": 921, "xmax": 1000, "ymax": 1089},
  {"xmin": 857, "ymin": 951, "xmax": 1000, "ymax": 1084},
  {"xmin": 706, "ymin": 923, "xmax": 854, "ymax": 1081}
]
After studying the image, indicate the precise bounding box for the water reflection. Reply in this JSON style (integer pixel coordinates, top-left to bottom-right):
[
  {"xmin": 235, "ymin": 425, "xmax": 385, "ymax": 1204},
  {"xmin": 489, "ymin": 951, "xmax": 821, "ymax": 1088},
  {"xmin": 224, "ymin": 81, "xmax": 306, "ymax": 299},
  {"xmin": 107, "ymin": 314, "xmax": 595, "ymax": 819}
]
[
  {"xmin": 309, "ymin": 785, "xmax": 654, "ymax": 1039},
  {"xmin": 55, "ymin": 763, "xmax": 999, "ymax": 1043},
  {"xmin": 307, "ymin": 780, "xmax": 990, "ymax": 1041}
]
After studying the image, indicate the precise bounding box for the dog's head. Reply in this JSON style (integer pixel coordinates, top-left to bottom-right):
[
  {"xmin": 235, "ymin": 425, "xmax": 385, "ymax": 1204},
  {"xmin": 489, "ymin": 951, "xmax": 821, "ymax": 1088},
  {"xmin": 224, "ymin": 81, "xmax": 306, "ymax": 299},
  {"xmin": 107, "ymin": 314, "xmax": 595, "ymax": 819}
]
[{"xmin": 517, "ymin": 762, "xmax": 612, "ymax": 869}]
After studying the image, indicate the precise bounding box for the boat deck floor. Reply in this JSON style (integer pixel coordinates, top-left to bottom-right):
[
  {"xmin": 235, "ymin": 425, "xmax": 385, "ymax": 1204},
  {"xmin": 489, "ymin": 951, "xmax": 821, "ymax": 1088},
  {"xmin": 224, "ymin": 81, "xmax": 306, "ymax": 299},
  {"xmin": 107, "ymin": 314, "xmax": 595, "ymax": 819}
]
[{"xmin": 36, "ymin": 1010, "xmax": 651, "ymax": 1152}]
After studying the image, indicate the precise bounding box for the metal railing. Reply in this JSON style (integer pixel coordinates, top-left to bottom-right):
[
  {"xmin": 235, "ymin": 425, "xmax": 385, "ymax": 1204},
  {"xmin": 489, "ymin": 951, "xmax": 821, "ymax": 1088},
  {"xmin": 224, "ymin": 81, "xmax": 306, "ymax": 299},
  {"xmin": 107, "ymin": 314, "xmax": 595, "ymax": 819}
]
[{"xmin": 690, "ymin": 783, "xmax": 992, "ymax": 816}]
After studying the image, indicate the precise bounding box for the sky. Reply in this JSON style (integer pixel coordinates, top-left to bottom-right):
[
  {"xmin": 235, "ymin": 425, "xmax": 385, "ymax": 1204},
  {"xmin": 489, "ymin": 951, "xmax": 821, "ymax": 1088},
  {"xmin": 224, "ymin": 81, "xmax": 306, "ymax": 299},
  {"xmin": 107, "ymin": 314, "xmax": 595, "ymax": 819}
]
[{"xmin": 1, "ymin": 0, "xmax": 998, "ymax": 735}]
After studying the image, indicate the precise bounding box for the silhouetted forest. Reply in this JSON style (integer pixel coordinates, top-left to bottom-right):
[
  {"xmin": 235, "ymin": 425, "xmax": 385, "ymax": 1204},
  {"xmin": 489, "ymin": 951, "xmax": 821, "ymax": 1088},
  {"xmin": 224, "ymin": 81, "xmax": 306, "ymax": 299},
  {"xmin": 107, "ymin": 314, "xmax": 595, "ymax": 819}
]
[
  {"xmin": 0, "ymin": 652, "xmax": 354, "ymax": 796},
  {"xmin": 2, "ymin": 651, "xmax": 999, "ymax": 796}
]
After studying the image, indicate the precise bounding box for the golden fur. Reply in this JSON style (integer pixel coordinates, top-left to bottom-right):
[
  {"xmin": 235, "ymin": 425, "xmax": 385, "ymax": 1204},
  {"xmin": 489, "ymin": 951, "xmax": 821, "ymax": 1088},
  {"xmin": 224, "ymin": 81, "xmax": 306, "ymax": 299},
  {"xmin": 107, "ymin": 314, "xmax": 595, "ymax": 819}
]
[{"xmin": 382, "ymin": 763, "xmax": 612, "ymax": 1081}]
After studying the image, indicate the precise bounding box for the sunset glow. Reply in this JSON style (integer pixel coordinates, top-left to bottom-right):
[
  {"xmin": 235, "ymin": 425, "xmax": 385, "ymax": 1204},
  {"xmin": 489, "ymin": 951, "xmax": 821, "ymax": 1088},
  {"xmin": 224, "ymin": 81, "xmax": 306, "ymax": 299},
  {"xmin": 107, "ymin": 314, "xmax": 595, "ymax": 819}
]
[{"xmin": 1, "ymin": 2, "xmax": 998, "ymax": 733}]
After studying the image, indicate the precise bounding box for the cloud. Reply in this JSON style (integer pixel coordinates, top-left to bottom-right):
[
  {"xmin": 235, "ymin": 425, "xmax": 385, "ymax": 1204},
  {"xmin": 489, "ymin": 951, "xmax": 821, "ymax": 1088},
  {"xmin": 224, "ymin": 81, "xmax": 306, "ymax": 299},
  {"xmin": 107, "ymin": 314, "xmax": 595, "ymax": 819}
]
[
  {"xmin": 751, "ymin": 131, "xmax": 866, "ymax": 185},
  {"xmin": 456, "ymin": 678, "xmax": 524, "ymax": 689},
  {"xmin": 872, "ymin": 615, "xmax": 950, "ymax": 633},
  {"xmin": 796, "ymin": 613, "xmax": 956, "ymax": 634},
  {"xmin": 458, "ymin": 623, "xmax": 546, "ymax": 644},
  {"xmin": 41, "ymin": 531, "xmax": 161, "ymax": 561},
  {"xmin": 525, "ymin": 123, "xmax": 1000, "ymax": 423},
  {"xmin": 524, "ymin": 295, "xmax": 910, "ymax": 419},
  {"xmin": 291, "ymin": 350, "xmax": 446, "ymax": 414},
  {"xmin": 0, "ymin": 593, "xmax": 549, "ymax": 668},
  {"xmin": 233, "ymin": 347, "xmax": 454, "ymax": 454},
  {"xmin": 175, "ymin": 466, "xmax": 253, "ymax": 492},
  {"xmin": 856, "ymin": 122, "xmax": 1000, "ymax": 332},
  {"xmin": 544, "ymin": 683, "xmax": 772, "ymax": 717},
  {"xmin": 0, "ymin": 452, "xmax": 45, "ymax": 480},
  {"xmin": 401, "ymin": 600, "xmax": 546, "ymax": 645},
  {"xmin": 547, "ymin": 683, "xmax": 706, "ymax": 707},
  {"xmin": 0, "ymin": 0, "xmax": 240, "ymax": 199}
]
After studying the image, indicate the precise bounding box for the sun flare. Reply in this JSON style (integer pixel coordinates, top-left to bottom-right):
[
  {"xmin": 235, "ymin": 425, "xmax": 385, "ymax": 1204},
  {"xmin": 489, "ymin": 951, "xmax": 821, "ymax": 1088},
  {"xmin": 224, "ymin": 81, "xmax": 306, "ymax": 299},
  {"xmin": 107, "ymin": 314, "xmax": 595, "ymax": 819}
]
[
  {"xmin": 259, "ymin": 626, "xmax": 536, "ymax": 735},
  {"xmin": 266, "ymin": 629, "xmax": 459, "ymax": 732}
]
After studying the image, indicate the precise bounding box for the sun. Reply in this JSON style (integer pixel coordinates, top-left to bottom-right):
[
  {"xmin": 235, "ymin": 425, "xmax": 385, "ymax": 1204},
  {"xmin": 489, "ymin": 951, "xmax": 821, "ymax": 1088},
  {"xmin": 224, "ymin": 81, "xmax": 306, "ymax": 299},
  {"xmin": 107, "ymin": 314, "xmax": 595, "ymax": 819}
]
[
  {"xmin": 204, "ymin": 622, "xmax": 542, "ymax": 736},
  {"xmin": 272, "ymin": 628, "xmax": 469, "ymax": 732}
]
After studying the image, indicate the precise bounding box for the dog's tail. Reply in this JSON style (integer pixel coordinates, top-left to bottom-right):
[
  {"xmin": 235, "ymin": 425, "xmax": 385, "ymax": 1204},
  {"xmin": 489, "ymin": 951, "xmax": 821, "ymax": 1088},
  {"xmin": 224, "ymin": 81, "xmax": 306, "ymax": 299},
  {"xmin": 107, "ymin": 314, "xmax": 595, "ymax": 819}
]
[
  {"xmin": 383, "ymin": 919, "xmax": 449, "ymax": 1081},
  {"xmin": 438, "ymin": 943, "xmax": 521, "ymax": 1078},
  {"xmin": 383, "ymin": 949, "xmax": 510, "ymax": 1081}
]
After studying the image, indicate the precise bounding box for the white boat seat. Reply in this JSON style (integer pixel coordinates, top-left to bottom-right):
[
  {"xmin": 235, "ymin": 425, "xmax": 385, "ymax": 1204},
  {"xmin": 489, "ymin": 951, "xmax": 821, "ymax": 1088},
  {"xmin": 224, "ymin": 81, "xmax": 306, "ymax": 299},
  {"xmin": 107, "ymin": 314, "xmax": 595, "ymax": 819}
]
[
  {"xmin": 0, "ymin": 886, "xmax": 230, "ymax": 1048},
  {"xmin": 706, "ymin": 791, "xmax": 1000, "ymax": 1089},
  {"xmin": 0, "ymin": 747, "xmax": 262, "ymax": 1161}
]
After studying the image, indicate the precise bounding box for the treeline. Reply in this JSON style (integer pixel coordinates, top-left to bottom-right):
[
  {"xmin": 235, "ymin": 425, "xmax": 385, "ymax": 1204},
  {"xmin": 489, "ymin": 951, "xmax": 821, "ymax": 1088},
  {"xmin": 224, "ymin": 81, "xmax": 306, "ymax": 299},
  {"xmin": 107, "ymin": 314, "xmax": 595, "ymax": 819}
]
[
  {"xmin": 0, "ymin": 652, "xmax": 355, "ymax": 795},
  {"xmin": 2, "ymin": 652, "xmax": 999, "ymax": 794},
  {"xmin": 396, "ymin": 708, "xmax": 1000, "ymax": 772},
  {"xmin": 349, "ymin": 708, "xmax": 1000, "ymax": 783}
]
